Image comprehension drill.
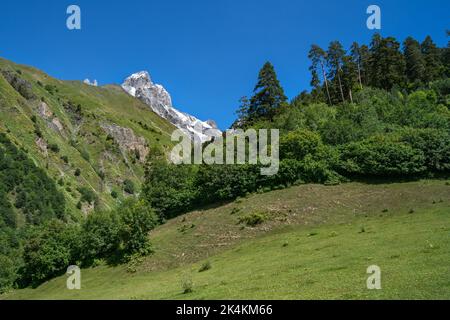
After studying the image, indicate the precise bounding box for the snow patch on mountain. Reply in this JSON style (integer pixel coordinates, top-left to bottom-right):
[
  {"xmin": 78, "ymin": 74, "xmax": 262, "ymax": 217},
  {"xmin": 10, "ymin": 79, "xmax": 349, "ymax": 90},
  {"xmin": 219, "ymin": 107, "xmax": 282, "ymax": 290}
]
[{"xmin": 121, "ymin": 71, "xmax": 220, "ymax": 142}]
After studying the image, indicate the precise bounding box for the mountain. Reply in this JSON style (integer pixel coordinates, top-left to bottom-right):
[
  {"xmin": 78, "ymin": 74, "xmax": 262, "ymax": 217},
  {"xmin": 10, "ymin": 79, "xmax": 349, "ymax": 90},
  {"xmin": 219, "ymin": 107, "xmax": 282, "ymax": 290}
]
[
  {"xmin": 0, "ymin": 57, "xmax": 176, "ymax": 215},
  {"xmin": 122, "ymin": 71, "xmax": 220, "ymax": 142}
]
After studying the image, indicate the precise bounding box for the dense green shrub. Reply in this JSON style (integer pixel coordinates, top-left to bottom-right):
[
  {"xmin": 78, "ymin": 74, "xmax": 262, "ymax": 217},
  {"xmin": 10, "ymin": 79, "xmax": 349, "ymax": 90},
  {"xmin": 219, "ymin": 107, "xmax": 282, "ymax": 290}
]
[
  {"xmin": 118, "ymin": 200, "xmax": 158, "ymax": 257},
  {"xmin": 123, "ymin": 179, "xmax": 135, "ymax": 195},
  {"xmin": 80, "ymin": 211, "xmax": 121, "ymax": 264},
  {"xmin": 19, "ymin": 220, "xmax": 80, "ymax": 287},
  {"xmin": 77, "ymin": 187, "xmax": 98, "ymax": 205},
  {"xmin": 143, "ymin": 160, "xmax": 198, "ymax": 219},
  {"xmin": 339, "ymin": 136, "xmax": 426, "ymax": 176}
]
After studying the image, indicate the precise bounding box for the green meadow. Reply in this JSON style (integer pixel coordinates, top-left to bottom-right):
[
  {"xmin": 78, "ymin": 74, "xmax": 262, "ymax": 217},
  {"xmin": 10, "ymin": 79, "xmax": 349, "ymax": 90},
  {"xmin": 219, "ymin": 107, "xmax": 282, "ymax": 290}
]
[{"xmin": 4, "ymin": 180, "xmax": 450, "ymax": 300}]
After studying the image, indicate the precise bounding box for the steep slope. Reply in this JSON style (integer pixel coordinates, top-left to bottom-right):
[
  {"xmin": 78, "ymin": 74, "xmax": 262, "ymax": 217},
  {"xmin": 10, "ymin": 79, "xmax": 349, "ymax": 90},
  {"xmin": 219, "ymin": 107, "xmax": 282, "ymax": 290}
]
[
  {"xmin": 3, "ymin": 180, "xmax": 450, "ymax": 299},
  {"xmin": 122, "ymin": 71, "xmax": 220, "ymax": 142},
  {"xmin": 0, "ymin": 57, "xmax": 176, "ymax": 214}
]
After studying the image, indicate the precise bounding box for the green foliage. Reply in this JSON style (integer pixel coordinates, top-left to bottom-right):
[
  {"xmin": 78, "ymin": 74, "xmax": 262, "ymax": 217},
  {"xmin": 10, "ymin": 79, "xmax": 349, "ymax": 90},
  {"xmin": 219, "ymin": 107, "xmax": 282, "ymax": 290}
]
[
  {"xmin": 238, "ymin": 62, "xmax": 288, "ymax": 126},
  {"xmin": 118, "ymin": 199, "xmax": 157, "ymax": 257},
  {"xmin": 238, "ymin": 212, "xmax": 267, "ymax": 227},
  {"xmin": 143, "ymin": 160, "xmax": 198, "ymax": 219},
  {"xmin": 280, "ymin": 129, "xmax": 323, "ymax": 160},
  {"xmin": 80, "ymin": 210, "xmax": 121, "ymax": 263},
  {"xmin": 123, "ymin": 179, "xmax": 135, "ymax": 195},
  {"xmin": 48, "ymin": 143, "xmax": 60, "ymax": 153},
  {"xmin": 19, "ymin": 220, "xmax": 80, "ymax": 287},
  {"xmin": 339, "ymin": 136, "xmax": 426, "ymax": 176},
  {"xmin": 198, "ymin": 261, "xmax": 212, "ymax": 272},
  {"xmin": 77, "ymin": 186, "xmax": 98, "ymax": 205},
  {"xmin": 0, "ymin": 133, "xmax": 65, "ymax": 224}
]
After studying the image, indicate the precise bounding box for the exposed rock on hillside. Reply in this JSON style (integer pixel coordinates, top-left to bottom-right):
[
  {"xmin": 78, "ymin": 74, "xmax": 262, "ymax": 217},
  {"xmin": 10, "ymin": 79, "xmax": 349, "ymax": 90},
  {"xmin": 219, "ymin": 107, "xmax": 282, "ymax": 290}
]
[
  {"xmin": 101, "ymin": 123, "xmax": 149, "ymax": 163},
  {"xmin": 37, "ymin": 101, "xmax": 65, "ymax": 135}
]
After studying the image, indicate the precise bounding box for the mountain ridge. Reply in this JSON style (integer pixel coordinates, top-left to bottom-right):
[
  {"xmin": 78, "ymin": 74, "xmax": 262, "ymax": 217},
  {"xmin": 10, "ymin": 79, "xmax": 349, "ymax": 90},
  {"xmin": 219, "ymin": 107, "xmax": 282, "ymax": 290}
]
[{"xmin": 121, "ymin": 70, "xmax": 221, "ymax": 142}]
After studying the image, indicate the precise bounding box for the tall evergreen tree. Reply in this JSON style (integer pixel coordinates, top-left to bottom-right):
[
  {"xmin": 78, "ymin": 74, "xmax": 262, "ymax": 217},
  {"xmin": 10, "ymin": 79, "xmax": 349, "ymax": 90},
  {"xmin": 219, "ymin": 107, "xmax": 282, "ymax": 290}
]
[
  {"xmin": 368, "ymin": 34, "xmax": 406, "ymax": 90},
  {"xmin": 247, "ymin": 62, "xmax": 287, "ymax": 121},
  {"xmin": 421, "ymin": 35, "xmax": 444, "ymax": 83},
  {"xmin": 341, "ymin": 55, "xmax": 358, "ymax": 103},
  {"xmin": 327, "ymin": 41, "xmax": 346, "ymax": 103},
  {"xmin": 308, "ymin": 45, "xmax": 332, "ymax": 105},
  {"xmin": 403, "ymin": 36, "xmax": 426, "ymax": 85},
  {"xmin": 350, "ymin": 42, "xmax": 364, "ymax": 89}
]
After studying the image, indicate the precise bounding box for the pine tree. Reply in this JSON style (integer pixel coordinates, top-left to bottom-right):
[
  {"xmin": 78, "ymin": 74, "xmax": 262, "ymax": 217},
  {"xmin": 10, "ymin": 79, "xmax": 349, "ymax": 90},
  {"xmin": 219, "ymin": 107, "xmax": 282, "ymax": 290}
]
[
  {"xmin": 368, "ymin": 34, "xmax": 406, "ymax": 90},
  {"xmin": 350, "ymin": 42, "xmax": 364, "ymax": 90},
  {"xmin": 403, "ymin": 36, "xmax": 426, "ymax": 85},
  {"xmin": 421, "ymin": 35, "xmax": 444, "ymax": 83},
  {"xmin": 341, "ymin": 55, "xmax": 358, "ymax": 103},
  {"xmin": 248, "ymin": 62, "xmax": 287, "ymax": 121},
  {"xmin": 327, "ymin": 41, "xmax": 346, "ymax": 103},
  {"xmin": 308, "ymin": 45, "xmax": 332, "ymax": 105}
]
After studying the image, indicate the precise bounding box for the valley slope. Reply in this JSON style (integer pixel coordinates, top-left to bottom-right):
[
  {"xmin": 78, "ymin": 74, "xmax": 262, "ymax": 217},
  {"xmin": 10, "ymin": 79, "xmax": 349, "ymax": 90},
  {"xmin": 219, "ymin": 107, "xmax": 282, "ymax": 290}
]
[
  {"xmin": 4, "ymin": 180, "xmax": 450, "ymax": 299},
  {"xmin": 0, "ymin": 57, "xmax": 176, "ymax": 215}
]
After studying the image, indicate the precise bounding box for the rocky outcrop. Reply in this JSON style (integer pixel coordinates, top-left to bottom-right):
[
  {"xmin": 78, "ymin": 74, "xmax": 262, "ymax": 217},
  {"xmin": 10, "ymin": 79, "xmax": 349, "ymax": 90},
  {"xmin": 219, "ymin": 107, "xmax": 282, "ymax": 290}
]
[
  {"xmin": 101, "ymin": 123, "xmax": 149, "ymax": 163},
  {"xmin": 1, "ymin": 70, "xmax": 36, "ymax": 100},
  {"xmin": 121, "ymin": 71, "xmax": 220, "ymax": 142},
  {"xmin": 35, "ymin": 137, "xmax": 48, "ymax": 156},
  {"xmin": 37, "ymin": 102, "xmax": 65, "ymax": 135}
]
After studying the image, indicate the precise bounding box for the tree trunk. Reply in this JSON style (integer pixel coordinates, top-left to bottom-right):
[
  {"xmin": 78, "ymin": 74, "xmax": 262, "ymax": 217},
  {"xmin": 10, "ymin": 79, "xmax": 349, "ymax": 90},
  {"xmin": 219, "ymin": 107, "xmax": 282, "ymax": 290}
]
[
  {"xmin": 357, "ymin": 61, "xmax": 363, "ymax": 89},
  {"xmin": 337, "ymin": 69, "xmax": 345, "ymax": 102},
  {"xmin": 349, "ymin": 88, "xmax": 353, "ymax": 103},
  {"xmin": 320, "ymin": 60, "xmax": 332, "ymax": 105}
]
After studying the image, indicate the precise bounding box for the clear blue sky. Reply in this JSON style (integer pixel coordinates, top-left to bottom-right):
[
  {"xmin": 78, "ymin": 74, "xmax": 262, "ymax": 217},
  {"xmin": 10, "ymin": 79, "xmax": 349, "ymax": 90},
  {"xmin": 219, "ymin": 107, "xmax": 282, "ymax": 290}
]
[{"xmin": 0, "ymin": 0, "xmax": 448, "ymax": 129}]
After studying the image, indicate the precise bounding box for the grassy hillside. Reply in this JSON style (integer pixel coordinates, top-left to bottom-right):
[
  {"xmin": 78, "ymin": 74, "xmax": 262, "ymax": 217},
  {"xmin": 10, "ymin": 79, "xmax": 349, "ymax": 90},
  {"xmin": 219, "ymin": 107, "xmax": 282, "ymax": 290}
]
[
  {"xmin": 4, "ymin": 180, "xmax": 450, "ymax": 299},
  {"xmin": 0, "ymin": 57, "xmax": 175, "ymax": 214}
]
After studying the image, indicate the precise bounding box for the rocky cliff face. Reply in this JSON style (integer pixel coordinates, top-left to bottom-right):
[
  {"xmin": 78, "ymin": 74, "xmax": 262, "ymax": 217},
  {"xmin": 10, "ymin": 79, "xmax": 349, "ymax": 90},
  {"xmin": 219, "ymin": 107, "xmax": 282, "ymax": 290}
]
[
  {"xmin": 122, "ymin": 71, "xmax": 220, "ymax": 142},
  {"xmin": 101, "ymin": 123, "xmax": 149, "ymax": 163}
]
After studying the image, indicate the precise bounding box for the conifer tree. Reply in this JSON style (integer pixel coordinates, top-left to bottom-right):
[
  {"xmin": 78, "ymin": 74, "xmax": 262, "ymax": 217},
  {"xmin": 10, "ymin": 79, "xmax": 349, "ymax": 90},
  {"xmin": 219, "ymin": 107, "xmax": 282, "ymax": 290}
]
[
  {"xmin": 368, "ymin": 34, "xmax": 406, "ymax": 90},
  {"xmin": 403, "ymin": 36, "xmax": 426, "ymax": 85},
  {"xmin": 247, "ymin": 62, "xmax": 287, "ymax": 121},
  {"xmin": 308, "ymin": 45, "xmax": 332, "ymax": 104},
  {"xmin": 421, "ymin": 35, "xmax": 444, "ymax": 82},
  {"xmin": 327, "ymin": 41, "xmax": 346, "ymax": 103}
]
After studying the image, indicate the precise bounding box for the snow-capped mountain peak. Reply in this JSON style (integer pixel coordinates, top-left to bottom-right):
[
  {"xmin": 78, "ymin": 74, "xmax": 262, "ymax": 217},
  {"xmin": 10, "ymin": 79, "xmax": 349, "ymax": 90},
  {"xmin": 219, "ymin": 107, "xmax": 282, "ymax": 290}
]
[{"xmin": 122, "ymin": 71, "xmax": 220, "ymax": 142}]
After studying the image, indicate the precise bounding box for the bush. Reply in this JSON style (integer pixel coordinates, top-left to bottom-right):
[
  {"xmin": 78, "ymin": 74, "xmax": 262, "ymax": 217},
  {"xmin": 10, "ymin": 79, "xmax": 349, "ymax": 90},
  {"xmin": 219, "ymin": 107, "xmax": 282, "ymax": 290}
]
[
  {"xmin": 198, "ymin": 261, "xmax": 212, "ymax": 272},
  {"xmin": 181, "ymin": 276, "xmax": 193, "ymax": 294},
  {"xmin": 19, "ymin": 220, "xmax": 80, "ymax": 287},
  {"xmin": 238, "ymin": 212, "xmax": 267, "ymax": 227},
  {"xmin": 397, "ymin": 128, "xmax": 450, "ymax": 172},
  {"xmin": 118, "ymin": 199, "xmax": 157, "ymax": 258},
  {"xmin": 48, "ymin": 144, "xmax": 60, "ymax": 153},
  {"xmin": 280, "ymin": 129, "xmax": 323, "ymax": 160},
  {"xmin": 77, "ymin": 187, "xmax": 98, "ymax": 205},
  {"xmin": 123, "ymin": 179, "xmax": 135, "ymax": 195},
  {"xmin": 339, "ymin": 136, "xmax": 426, "ymax": 176},
  {"xmin": 74, "ymin": 168, "xmax": 81, "ymax": 176},
  {"xmin": 142, "ymin": 160, "xmax": 197, "ymax": 219},
  {"xmin": 111, "ymin": 190, "xmax": 118, "ymax": 199},
  {"xmin": 80, "ymin": 211, "xmax": 121, "ymax": 264}
]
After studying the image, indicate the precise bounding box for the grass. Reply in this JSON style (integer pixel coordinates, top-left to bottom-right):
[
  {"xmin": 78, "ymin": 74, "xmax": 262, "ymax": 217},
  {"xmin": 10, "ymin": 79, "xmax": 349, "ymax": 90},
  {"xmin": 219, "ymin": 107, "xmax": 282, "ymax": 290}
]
[{"xmin": 3, "ymin": 180, "xmax": 450, "ymax": 300}]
